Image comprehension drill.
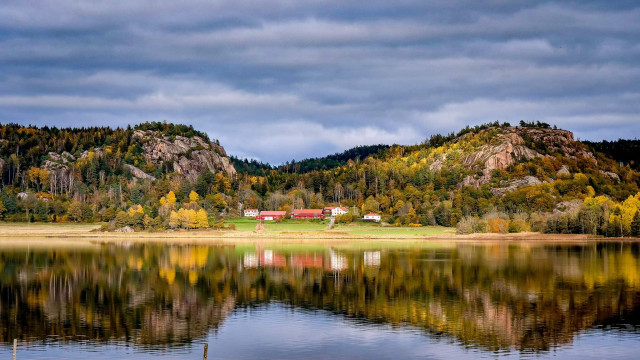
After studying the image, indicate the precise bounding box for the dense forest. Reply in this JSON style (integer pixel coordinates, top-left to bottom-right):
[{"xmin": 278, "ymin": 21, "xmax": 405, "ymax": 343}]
[
  {"xmin": 231, "ymin": 144, "xmax": 389, "ymax": 175},
  {"xmin": 584, "ymin": 139, "xmax": 640, "ymax": 170},
  {"xmin": 0, "ymin": 121, "xmax": 639, "ymax": 237}
]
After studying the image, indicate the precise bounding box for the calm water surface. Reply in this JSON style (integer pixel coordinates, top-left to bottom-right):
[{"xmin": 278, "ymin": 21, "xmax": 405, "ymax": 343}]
[{"xmin": 1, "ymin": 240, "xmax": 639, "ymax": 359}]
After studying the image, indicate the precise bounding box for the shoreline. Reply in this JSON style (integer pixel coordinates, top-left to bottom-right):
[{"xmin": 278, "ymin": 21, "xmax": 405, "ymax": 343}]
[{"xmin": 0, "ymin": 223, "xmax": 635, "ymax": 243}]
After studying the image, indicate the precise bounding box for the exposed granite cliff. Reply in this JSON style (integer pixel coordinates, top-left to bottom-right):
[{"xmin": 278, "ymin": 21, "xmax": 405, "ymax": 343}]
[
  {"xmin": 451, "ymin": 127, "xmax": 601, "ymax": 195},
  {"xmin": 132, "ymin": 130, "xmax": 236, "ymax": 181}
]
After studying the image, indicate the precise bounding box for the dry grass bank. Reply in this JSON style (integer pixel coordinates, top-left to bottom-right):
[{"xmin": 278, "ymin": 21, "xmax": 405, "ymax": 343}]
[{"xmin": 0, "ymin": 222, "xmax": 624, "ymax": 245}]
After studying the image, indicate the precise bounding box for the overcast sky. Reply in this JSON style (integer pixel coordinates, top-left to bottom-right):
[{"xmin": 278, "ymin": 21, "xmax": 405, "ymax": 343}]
[{"xmin": 1, "ymin": 1, "xmax": 639, "ymax": 164}]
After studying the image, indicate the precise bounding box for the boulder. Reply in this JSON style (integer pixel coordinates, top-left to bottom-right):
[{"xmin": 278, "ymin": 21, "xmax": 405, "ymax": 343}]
[
  {"xmin": 115, "ymin": 226, "xmax": 135, "ymax": 233},
  {"xmin": 557, "ymin": 165, "xmax": 571, "ymax": 178}
]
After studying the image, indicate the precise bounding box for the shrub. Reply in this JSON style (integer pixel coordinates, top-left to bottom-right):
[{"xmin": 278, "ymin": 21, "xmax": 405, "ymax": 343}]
[
  {"xmin": 456, "ymin": 216, "xmax": 487, "ymax": 234},
  {"xmin": 488, "ymin": 218, "xmax": 509, "ymax": 233}
]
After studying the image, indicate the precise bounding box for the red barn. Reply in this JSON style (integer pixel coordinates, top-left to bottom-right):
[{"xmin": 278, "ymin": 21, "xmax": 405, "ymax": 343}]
[
  {"xmin": 290, "ymin": 209, "xmax": 325, "ymax": 220},
  {"xmin": 256, "ymin": 211, "xmax": 287, "ymax": 221}
]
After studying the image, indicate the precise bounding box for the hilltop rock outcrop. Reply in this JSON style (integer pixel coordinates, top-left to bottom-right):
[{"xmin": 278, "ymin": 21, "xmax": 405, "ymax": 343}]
[
  {"xmin": 132, "ymin": 130, "xmax": 236, "ymax": 181},
  {"xmin": 462, "ymin": 132, "xmax": 540, "ymax": 174},
  {"xmin": 454, "ymin": 127, "xmax": 601, "ymax": 195},
  {"xmin": 513, "ymin": 127, "xmax": 596, "ymax": 162}
]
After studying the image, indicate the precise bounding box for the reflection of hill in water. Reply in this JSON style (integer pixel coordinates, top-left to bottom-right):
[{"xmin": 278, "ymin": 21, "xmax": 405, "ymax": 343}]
[{"xmin": 0, "ymin": 242, "xmax": 639, "ymax": 351}]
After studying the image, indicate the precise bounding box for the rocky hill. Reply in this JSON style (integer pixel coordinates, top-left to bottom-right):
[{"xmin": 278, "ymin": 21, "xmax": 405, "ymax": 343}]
[
  {"xmin": 405, "ymin": 124, "xmax": 629, "ymax": 198},
  {"xmin": 131, "ymin": 129, "xmax": 236, "ymax": 181}
]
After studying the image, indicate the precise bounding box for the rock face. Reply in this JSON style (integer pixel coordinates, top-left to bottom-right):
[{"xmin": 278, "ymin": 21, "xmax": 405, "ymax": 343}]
[
  {"xmin": 124, "ymin": 164, "xmax": 156, "ymax": 181},
  {"xmin": 132, "ymin": 130, "xmax": 236, "ymax": 181},
  {"xmin": 600, "ymin": 170, "xmax": 620, "ymax": 182},
  {"xmin": 455, "ymin": 127, "xmax": 600, "ymax": 194},
  {"xmin": 490, "ymin": 176, "xmax": 544, "ymax": 197},
  {"xmin": 463, "ymin": 132, "xmax": 540, "ymax": 174},
  {"xmin": 514, "ymin": 127, "xmax": 596, "ymax": 162}
]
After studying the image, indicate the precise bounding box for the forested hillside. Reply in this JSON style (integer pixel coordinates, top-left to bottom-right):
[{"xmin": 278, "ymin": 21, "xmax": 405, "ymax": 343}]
[
  {"xmin": 584, "ymin": 139, "xmax": 640, "ymax": 170},
  {"xmin": 231, "ymin": 144, "xmax": 389, "ymax": 175},
  {"xmin": 0, "ymin": 121, "xmax": 639, "ymax": 237}
]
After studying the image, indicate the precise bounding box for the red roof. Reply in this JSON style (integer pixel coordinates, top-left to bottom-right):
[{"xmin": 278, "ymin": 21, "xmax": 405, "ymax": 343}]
[
  {"xmin": 260, "ymin": 211, "xmax": 287, "ymax": 216},
  {"xmin": 291, "ymin": 209, "xmax": 323, "ymax": 214},
  {"xmin": 337, "ymin": 207, "xmax": 348, "ymax": 211},
  {"xmin": 365, "ymin": 213, "xmax": 380, "ymax": 216},
  {"xmin": 323, "ymin": 207, "xmax": 336, "ymax": 210},
  {"xmin": 244, "ymin": 209, "xmax": 258, "ymax": 211}
]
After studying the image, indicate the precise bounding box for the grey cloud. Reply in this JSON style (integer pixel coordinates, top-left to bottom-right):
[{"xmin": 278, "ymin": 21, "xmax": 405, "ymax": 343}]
[{"xmin": 0, "ymin": 1, "xmax": 638, "ymax": 164}]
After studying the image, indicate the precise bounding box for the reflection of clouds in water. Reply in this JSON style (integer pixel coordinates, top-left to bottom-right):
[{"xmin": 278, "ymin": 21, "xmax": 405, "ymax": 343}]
[{"xmin": 364, "ymin": 251, "xmax": 381, "ymax": 267}]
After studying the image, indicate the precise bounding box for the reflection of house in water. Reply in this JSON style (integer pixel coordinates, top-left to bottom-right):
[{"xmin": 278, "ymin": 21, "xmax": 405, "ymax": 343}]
[
  {"xmin": 260, "ymin": 249, "xmax": 286, "ymax": 267},
  {"xmin": 363, "ymin": 251, "xmax": 380, "ymax": 267},
  {"xmin": 329, "ymin": 250, "xmax": 347, "ymax": 271},
  {"xmin": 243, "ymin": 249, "xmax": 287, "ymax": 268},
  {"xmin": 243, "ymin": 253, "xmax": 258, "ymax": 268},
  {"xmin": 291, "ymin": 254, "xmax": 323, "ymax": 269}
]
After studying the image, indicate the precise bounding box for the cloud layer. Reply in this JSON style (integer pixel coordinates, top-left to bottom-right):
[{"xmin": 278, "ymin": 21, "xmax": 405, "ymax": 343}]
[{"xmin": 1, "ymin": 1, "xmax": 639, "ymax": 163}]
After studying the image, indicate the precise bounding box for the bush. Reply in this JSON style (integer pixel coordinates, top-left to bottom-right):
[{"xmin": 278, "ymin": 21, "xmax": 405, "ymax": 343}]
[
  {"xmin": 508, "ymin": 217, "xmax": 530, "ymax": 233},
  {"xmin": 488, "ymin": 218, "xmax": 509, "ymax": 233},
  {"xmin": 456, "ymin": 216, "xmax": 487, "ymax": 234},
  {"xmin": 336, "ymin": 213, "xmax": 353, "ymax": 224}
]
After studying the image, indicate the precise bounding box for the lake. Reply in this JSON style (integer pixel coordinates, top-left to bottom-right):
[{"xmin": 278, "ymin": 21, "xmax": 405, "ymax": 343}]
[{"xmin": 1, "ymin": 240, "xmax": 639, "ymax": 359}]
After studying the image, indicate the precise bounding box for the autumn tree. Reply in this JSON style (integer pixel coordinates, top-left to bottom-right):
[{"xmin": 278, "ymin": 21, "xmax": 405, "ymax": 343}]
[
  {"xmin": 631, "ymin": 211, "xmax": 640, "ymax": 237},
  {"xmin": 196, "ymin": 209, "xmax": 209, "ymax": 228}
]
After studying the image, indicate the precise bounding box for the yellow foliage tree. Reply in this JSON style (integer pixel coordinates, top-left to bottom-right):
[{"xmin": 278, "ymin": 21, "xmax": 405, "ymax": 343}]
[
  {"xmin": 178, "ymin": 208, "xmax": 197, "ymax": 229},
  {"xmin": 196, "ymin": 209, "xmax": 209, "ymax": 228},
  {"xmin": 169, "ymin": 211, "xmax": 180, "ymax": 228},
  {"xmin": 127, "ymin": 204, "xmax": 144, "ymax": 217},
  {"xmin": 166, "ymin": 191, "xmax": 177, "ymax": 206},
  {"xmin": 189, "ymin": 190, "xmax": 200, "ymax": 203}
]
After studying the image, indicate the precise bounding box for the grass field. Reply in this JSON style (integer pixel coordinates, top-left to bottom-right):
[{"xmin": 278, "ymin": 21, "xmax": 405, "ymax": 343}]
[
  {"xmin": 226, "ymin": 217, "xmax": 330, "ymax": 232},
  {"xmin": 0, "ymin": 220, "xmax": 603, "ymax": 243},
  {"xmin": 225, "ymin": 218, "xmax": 453, "ymax": 236}
]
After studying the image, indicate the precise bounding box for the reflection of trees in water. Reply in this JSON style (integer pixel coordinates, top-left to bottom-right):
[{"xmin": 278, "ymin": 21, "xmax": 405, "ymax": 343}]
[
  {"xmin": 0, "ymin": 245, "xmax": 236, "ymax": 347},
  {"xmin": 0, "ymin": 243, "xmax": 639, "ymax": 351}
]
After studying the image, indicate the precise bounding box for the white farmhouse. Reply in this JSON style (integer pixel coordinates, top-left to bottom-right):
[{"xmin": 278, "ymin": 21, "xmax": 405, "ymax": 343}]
[
  {"xmin": 332, "ymin": 207, "xmax": 349, "ymax": 217},
  {"xmin": 363, "ymin": 213, "xmax": 381, "ymax": 222},
  {"xmin": 244, "ymin": 209, "xmax": 259, "ymax": 217}
]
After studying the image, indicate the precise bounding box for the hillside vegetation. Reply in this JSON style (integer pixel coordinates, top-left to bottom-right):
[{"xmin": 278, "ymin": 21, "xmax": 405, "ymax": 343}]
[{"xmin": 0, "ymin": 121, "xmax": 638, "ymax": 237}]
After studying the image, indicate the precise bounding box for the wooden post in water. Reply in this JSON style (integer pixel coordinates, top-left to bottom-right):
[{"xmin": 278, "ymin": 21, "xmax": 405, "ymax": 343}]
[
  {"xmin": 203, "ymin": 343, "xmax": 208, "ymax": 360},
  {"xmin": 12, "ymin": 338, "xmax": 17, "ymax": 360}
]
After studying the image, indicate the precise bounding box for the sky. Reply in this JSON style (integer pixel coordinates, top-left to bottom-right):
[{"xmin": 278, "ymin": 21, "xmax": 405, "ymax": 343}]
[{"xmin": 0, "ymin": 1, "xmax": 639, "ymax": 165}]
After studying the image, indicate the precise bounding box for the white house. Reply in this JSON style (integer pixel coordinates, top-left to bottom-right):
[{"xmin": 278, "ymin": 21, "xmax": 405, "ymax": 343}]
[
  {"xmin": 244, "ymin": 209, "xmax": 259, "ymax": 217},
  {"xmin": 364, "ymin": 213, "xmax": 381, "ymax": 222},
  {"xmin": 332, "ymin": 207, "xmax": 349, "ymax": 217}
]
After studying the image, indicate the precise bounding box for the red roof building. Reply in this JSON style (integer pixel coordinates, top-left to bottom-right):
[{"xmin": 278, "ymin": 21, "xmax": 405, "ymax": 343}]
[
  {"xmin": 256, "ymin": 210, "xmax": 287, "ymax": 221},
  {"xmin": 290, "ymin": 209, "xmax": 325, "ymax": 220}
]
